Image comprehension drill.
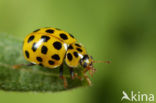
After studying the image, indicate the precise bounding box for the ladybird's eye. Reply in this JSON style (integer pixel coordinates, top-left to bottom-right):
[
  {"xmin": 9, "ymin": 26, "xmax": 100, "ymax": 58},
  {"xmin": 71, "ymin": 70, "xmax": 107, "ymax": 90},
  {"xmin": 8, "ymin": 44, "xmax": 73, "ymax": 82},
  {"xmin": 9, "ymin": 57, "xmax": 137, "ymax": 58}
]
[{"xmin": 83, "ymin": 62, "xmax": 87, "ymax": 68}]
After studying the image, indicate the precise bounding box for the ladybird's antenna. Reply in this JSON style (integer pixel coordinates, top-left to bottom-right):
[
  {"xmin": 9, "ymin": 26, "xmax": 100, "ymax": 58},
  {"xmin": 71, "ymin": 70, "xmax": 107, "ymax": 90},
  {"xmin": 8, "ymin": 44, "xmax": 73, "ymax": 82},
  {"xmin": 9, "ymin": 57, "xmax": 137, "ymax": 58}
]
[{"xmin": 93, "ymin": 60, "xmax": 111, "ymax": 64}]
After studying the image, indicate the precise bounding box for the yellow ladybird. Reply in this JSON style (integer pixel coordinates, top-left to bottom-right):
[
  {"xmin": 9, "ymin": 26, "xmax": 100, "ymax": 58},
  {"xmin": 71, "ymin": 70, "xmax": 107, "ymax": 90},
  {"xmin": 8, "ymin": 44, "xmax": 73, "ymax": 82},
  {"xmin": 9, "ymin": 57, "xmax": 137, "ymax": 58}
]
[
  {"xmin": 23, "ymin": 27, "xmax": 76, "ymax": 68},
  {"xmin": 22, "ymin": 27, "xmax": 95, "ymax": 87}
]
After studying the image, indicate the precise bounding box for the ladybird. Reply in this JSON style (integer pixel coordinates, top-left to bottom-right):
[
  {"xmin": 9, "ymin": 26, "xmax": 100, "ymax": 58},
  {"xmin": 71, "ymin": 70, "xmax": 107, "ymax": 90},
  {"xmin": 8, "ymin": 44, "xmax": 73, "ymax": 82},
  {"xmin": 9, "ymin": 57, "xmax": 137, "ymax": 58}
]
[{"xmin": 22, "ymin": 27, "xmax": 95, "ymax": 88}]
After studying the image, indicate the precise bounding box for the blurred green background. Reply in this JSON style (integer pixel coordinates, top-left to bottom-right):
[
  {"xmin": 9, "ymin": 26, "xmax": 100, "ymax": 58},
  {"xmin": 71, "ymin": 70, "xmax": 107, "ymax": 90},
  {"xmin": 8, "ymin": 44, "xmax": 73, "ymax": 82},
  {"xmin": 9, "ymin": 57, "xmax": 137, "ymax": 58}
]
[{"xmin": 0, "ymin": 0, "xmax": 156, "ymax": 103}]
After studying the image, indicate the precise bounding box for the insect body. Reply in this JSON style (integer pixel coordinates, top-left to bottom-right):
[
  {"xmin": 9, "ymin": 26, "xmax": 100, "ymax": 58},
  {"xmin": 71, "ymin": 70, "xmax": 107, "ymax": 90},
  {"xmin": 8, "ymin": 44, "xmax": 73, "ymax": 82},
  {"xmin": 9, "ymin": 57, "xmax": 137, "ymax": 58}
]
[
  {"xmin": 23, "ymin": 28, "xmax": 76, "ymax": 68},
  {"xmin": 22, "ymin": 27, "xmax": 95, "ymax": 87}
]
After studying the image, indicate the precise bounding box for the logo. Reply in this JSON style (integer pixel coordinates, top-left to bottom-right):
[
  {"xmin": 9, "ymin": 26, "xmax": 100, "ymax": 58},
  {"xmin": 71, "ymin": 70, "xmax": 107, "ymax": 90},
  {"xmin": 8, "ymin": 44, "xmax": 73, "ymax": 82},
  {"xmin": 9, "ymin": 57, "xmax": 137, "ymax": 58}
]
[{"xmin": 121, "ymin": 91, "xmax": 154, "ymax": 102}]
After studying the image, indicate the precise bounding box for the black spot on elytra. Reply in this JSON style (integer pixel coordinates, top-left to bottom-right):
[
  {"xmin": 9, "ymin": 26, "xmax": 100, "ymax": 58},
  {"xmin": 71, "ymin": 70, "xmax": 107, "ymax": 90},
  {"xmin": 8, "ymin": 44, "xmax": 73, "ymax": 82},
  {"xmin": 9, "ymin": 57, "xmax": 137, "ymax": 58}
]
[
  {"xmin": 53, "ymin": 41, "xmax": 62, "ymax": 50},
  {"xmin": 69, "ymin": 33, "xmax": 74, "ymax": 38},
  {"xmin": 28, "ymin": 35, "xmax": 35, "ymax": 43},
  {"xmin": 60, "ymin": 33, "xmax": 68, "ymax": 40},
  {"xmin": 46, "ymin": 29, "xmax": 54, "ymax": 33},
  {"xmin": 48, "ymin": 60, "xmax": 55, "ymax": 65},
  {"xmin": 32, "ymin": 42, "xmax": 37, "ymax": 52},
  {"xmin": 36, "ymin": 57, "xmax": 43, "ymax": 62},
  {"xmin": 41, "ymin": 46, "xmax": 48, "ymax": 54},
  {"xmin": 73, "ymin": 52, "xmax": 78, "ymax": 58},
  {"xmin": 25, "ymin": 50, "xmax": 29, "ymax": 58},
  {"xmin": 67, "ymin": 53, "xmax": 73, "ymax": 61},
  {"xmin": 52, "ymin": 54, "xmax": 60, "ymax": 60},
  {"xmin": 68, "ymin": 45, "xmax": 73, "ymax": 49},
  {"xmin": 41, "ymin": 36, "xmax": 50, "ymax": 42},
  {"xmin": 77, "ymin": 48, "xmax": 82, "ymax": 52},
  {"xmin": 75, "ymin": 43, "xmax": 81, "ymax": 47},
  {"xmin": 33, "ymin": 29, "xmax": 40, "ymax": 32}
]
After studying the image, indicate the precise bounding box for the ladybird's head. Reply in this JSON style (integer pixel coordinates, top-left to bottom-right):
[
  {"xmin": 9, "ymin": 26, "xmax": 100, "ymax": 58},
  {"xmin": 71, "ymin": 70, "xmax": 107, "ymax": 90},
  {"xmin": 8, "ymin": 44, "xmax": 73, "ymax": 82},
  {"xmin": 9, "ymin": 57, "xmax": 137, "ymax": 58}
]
[
  {"xmin": 80, "ymin": 54, "xmax": 111, "ymax": 74},
  {"xmin": 80, "ymin": 54, "xmax": 95, "ymax": 72}
]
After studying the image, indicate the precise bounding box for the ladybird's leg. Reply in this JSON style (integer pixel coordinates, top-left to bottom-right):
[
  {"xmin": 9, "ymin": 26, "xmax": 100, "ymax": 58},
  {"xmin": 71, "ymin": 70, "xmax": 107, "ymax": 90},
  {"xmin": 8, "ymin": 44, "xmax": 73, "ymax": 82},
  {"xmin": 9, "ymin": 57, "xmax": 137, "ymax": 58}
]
[
  {"xmin": 74, "ymin": 73, "xmax": 82, "ymax": 80},
  {"xmin": 26, "ymin": 63, "xmax": 35, "ymax": 66},
  {"xmin": 63, "ymin": 76, "xmax": 68, "ymax": 88},
  {"xmin": 84, "ymin": 67, "xmax": 96, "ymax": 77},
  {"xmin": 59, "ymin": 64, "xmax": 64, "ymax": 78},
  {"xmin": 83, "ymin": 72, "xmax": 92, "ymax": 86},
  {"xmin": 59, "ymin": 64, "xmax": 68, "ymax": 88},
  {"xmin": 13, "ymin": 63, "xmax": 35, "ymax": 69},
  {"xmin": 69, "ymin": 67, "xmax": 75, "ymax": 79}
]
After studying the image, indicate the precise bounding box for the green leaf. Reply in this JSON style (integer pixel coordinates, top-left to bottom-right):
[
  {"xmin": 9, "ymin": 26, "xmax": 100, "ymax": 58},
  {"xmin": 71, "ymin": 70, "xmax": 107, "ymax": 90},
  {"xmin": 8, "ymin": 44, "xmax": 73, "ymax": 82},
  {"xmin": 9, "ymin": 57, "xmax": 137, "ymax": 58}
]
[{"xmin": 0, "ymin": 34, "xmax": 89, "ymax": 92}]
